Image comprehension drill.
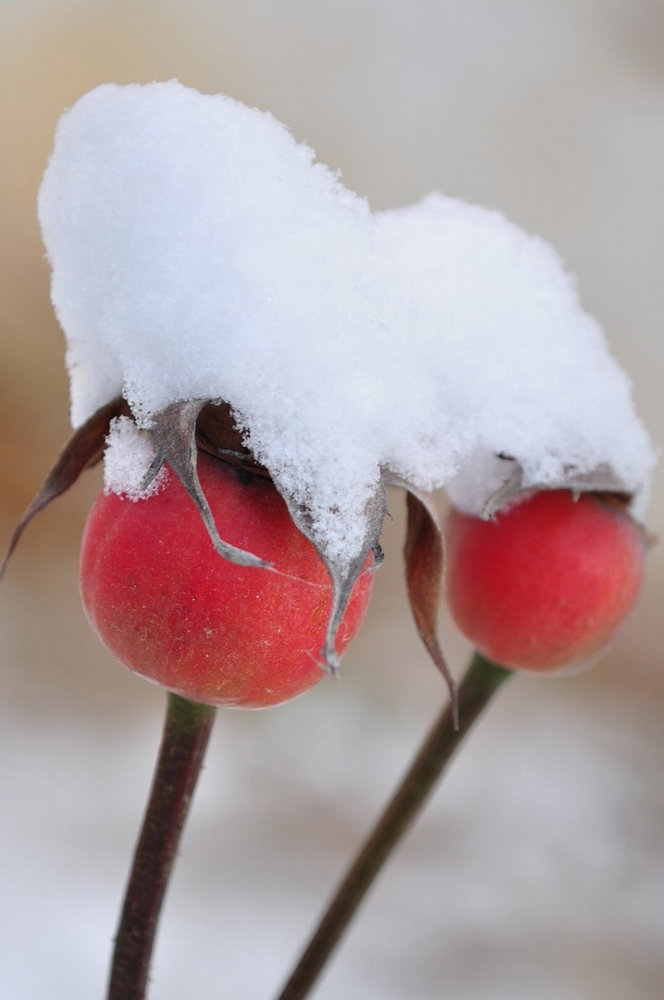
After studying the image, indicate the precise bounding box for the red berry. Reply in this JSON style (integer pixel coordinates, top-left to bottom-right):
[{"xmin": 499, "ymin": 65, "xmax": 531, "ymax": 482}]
[
  {"xmin": 444, "ymin": 489, "xmax": 646, "ymax": 672},
  {"xmin": 79, "ymin": 453, "xmax": 373, "ymax": 708}
]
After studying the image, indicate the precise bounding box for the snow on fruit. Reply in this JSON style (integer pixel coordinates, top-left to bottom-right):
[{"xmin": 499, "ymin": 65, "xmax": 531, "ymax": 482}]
[
  {"xmin": 80, "ymin": 452, "xmax": 374, "ymax": 708},
  {"xmin": 444, "ymin": 490, "xmax": 647, "ymax": 672},
  {"xmin": 2, "ymin": 81, "xmax": 655, "ymax": 705}
]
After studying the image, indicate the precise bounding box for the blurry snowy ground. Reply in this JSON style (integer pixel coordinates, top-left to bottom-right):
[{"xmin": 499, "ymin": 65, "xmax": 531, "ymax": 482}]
[
  {"xmin": 2, "ymin": 496, "xmax": 663, "ymax": 1000},
  {"xmin": 1, "ymin": 1, "xmax": 664, "ymax": 998}
]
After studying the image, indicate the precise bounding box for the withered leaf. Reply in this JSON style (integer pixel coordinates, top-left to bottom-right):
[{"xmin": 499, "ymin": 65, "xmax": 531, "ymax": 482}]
[
  {"xmin": 0, "ymin": 396, "xmax": 129, "ymax": 578},
  {"xmin": 482, "ymin": 456, "xmax": 632, "ymax": 519},
  {"xmin": 279, "ymin": 482, "xmax": 387, "ymax": 676},
  {"xmin": 196, "ymin": 401, "xmax": 269, "ymax": 476},
  {"xmin": 384, "ymin": 472, "xmax": 458, "ymax": 728},
  {"xmin": 143, "ymin": 400, "xmax": 270, "ymax": 569}
]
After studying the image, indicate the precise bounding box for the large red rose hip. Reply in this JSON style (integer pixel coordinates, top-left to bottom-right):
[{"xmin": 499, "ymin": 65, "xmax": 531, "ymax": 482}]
[
  {"xmin": 80, "ymin": 452, "xmax": 373, "ymax": 708},
  {"xmin": 444, "ymin": 489, "xmax": 647, "ymax": 672}
]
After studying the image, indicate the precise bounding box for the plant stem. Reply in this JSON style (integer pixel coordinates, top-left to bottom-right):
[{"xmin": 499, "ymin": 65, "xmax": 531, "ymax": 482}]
[
  {"xmin": 107, "ymin": 693, "xmax": 216, "ymax": 1000},
  {"xmin": 276, "ymin": 652, "xmax": 512, "ymax": 1000}
]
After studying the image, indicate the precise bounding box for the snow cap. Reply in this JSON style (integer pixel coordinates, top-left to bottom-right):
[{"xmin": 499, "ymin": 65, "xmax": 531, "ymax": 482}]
[{"xmin": 38, "ymin": 81, "xmax": 655, "ymax": 573}]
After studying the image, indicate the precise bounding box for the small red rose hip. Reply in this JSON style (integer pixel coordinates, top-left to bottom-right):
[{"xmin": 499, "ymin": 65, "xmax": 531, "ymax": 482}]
[
  {"xmin": 79, "ymin": 453, "xmax": 373, "ymax": 708},
  {"xmin": 444, "ymin": 489, "xmax": 647, "ymax": 672}
]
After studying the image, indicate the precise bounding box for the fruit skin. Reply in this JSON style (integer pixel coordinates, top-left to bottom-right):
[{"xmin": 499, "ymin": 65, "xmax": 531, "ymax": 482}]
[
  {"xmin": 444, "ymin": 490, "xmax": 646, "ymax": 672},
  {"xmin": 80, "ymin": 453, "xmax": 373, "ymax": 708}
]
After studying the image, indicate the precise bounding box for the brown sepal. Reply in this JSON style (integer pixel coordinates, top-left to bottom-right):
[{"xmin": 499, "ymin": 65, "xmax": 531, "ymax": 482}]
[
  {"xmin": 482, "ymin": 456, "xmax": 633, "ymax": 519},
  {"xmin": 142, "ymin": 400, "xmax": 270, "ymax": 569},
  {"xmin": 278, "ymin": 482, "xmax": 387, "ymax": 675},
  {"xmin": 397, "ymin": 480, "xmax": 459, "ymax": 728},
  {"xmin": 0, "ymin": 396, "xmax": 129, "ymax": 578},
  {"xmin": 196, "ymin": 401, "xmax": 268, "ymax": 476}
]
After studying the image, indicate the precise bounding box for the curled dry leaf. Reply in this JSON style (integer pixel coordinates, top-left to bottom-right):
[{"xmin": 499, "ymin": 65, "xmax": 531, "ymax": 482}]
[
  {"xmin": 480, "ymin": 455, "xmax": 633, "ymax": 520},
  {"xmin": 0, "ymin": 396, "xmax": 130, "ymax": 578},
  {"xmin": 141, "ymin": 399, "xmax": 270, "ymax": 570},
  {"xmin": 278, "ymin": 481, "xmax": 386, "ymax": 674},
  {"xmin": 383, "ymin": 471, "xmax": 459, "ymax": 728}
]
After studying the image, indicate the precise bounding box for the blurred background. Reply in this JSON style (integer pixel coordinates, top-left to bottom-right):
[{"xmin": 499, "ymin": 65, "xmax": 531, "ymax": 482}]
[{"xmin": 1, "ymin": 1, "xmax": 664, "ymax": 998}]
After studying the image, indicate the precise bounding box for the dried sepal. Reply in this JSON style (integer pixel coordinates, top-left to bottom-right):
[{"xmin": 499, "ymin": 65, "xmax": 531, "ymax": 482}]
[
  {"xmin": 196, "ymin": 401, "xmax": 269, "ymax": 476},
  {"xmin": 399, "ymin": 481, "xmax": 459, "ymax": 729},
  {"xmin": 143, "ymin": 400, "xmax": 270, "ymax": 569},
  {"xmin": 479, "ymin": 456, "xmax": 523, "ymax": 519},
  {"xmin": 0, "ymin": 396, "xmax": 129, "ymax": 578},
  {"xmin": 381, "ymin": 471, "xmax": 458, "ymax": 724},
  {"xmin": 278, "ymin": 482, "xmax": 387, "ymax": 675},
  {"xmin": 482, "ymin": 455, "xmax": 632, "ymax": 519}
]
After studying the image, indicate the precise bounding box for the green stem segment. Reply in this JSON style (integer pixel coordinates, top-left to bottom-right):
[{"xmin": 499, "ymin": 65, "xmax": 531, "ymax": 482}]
[
  {"xmin": 107, "ymin": 693, "xmax": 216, "ymax": 1000},
  {"xmin": 276, "ymin": 652, "xmax": 512, "ymax": 1000}
]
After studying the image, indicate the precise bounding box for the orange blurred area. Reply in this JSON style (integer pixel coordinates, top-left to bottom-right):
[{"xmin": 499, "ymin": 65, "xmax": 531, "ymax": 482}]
[{"xmin": 1, "ymin": 4, "xmax": 664, "ymax": 998}]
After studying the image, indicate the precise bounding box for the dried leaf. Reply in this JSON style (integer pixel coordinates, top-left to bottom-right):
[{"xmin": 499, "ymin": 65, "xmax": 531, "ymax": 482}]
[
  {"xmin": 279, "ymin": 483, "xmax": 387, "ymax": 675},
  {"xmin": 482, "ymin": 457, "xmax": 632, "ymax": 519},
  {"xmin": 144, "ymin": 400, "xmax": 270, "ymax": 569},
  {"xmin": 404, "ymin": 489, "xmax": 459, "ymax": 728},
  {"xmin": 0, "ymin": 396, "xmax": 128, "ymax": 578},
  {"xmin": 383, "ymin": 472, "xmax": 458, "ymax": 727},
  {"xmin": 196, "ymin": 401, "xmax": 269, "ymax": 477}
]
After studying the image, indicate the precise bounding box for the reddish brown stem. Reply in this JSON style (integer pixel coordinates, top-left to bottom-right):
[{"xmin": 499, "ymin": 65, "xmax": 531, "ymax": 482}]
[
  {"xmin": 276, "ymin": 652, "xmax": 512, "ymax": 1000},
  {"xmin": 107, "ymin": 693, "xmax": 216, "ymax": 1000}
]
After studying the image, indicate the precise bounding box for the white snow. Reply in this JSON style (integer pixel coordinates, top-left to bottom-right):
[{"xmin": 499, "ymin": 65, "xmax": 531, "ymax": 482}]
[
  {"xmin": 103, "ymin": 416, "xmax": 169, "ymax": 500},
  {"xmin": 37, "ymin": 81, "xmax": 655, "ymax": 564}
]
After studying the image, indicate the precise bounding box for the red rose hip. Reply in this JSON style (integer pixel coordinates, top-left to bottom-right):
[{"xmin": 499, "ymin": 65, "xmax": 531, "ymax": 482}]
[
  {"xmin": 444, "ymin": 489, "xmax": 647, "ymax": 672},
  {"xmin": 80, "ymin": 453, "xmax": 373, "ymax": 707}
]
